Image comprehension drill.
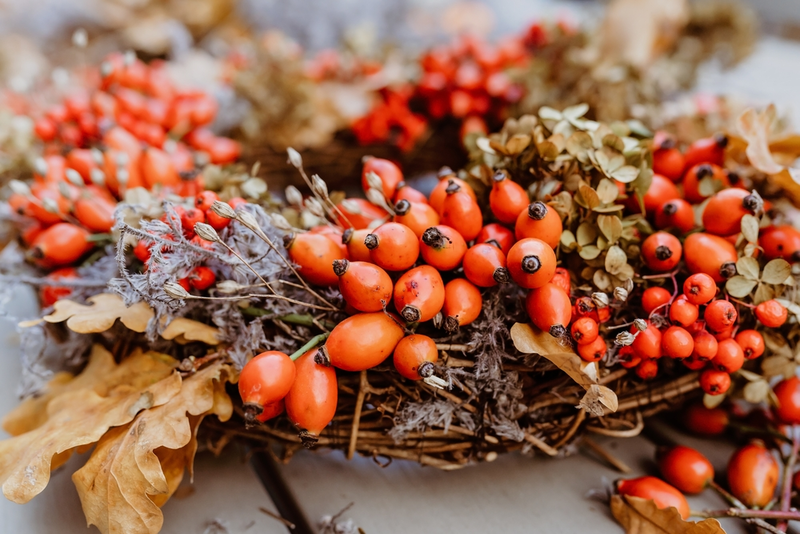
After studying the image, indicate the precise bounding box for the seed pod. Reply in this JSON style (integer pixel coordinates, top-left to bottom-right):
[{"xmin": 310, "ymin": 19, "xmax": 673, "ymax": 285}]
[
  {"xmin": 164, "ymin": 281, "xmax": 191, "ymax": 300},
  {"xmin": 211, "ymin": 200, "xmax": 237, "ymax": 219}
]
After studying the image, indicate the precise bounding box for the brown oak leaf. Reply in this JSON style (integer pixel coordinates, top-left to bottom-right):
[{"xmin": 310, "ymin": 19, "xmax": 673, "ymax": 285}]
[
  {"xmin": 611, "ymin": 495, "xmax": 724, "ymax": 534},
  {"xmin": 72, "ymin": 361, "xmax": 232, "ymax": 534},
  {"xmin": 0, "ymin": 357, "xmax": 182, "ymax": 503},
  {"xmin": 159, "ymin": 317, "xmax": 220, "ymax": 345}
]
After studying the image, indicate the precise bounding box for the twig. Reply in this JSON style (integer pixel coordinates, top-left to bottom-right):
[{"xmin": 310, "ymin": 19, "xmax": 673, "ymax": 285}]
[
  {"xmin": 587, "ymin": 412, "xmax": 644, "ymax": 438},
  {"xmin": 259, "ymin": 507, "xmax": 295, "ymax": 529},
  {"xmin": 435, "ymin": 343, "xmax": 473, "ymax": 352},
  {"xmin": 348, "ymin": 371, "xmax": 368, "ymax": 460},
  {"xmin": 777, "ymin": 424, "xmax": 799, "ymax": 531},
  {"xmin": 523, "ymin": 433, "xmax": 558, "ymax": 456},
  {"xmin": 694, "ymin": 508, "xmax": 800, "ymax": 521},
  {"xmin": 581, "ymin": 436, "xmax": 631, "ymax": 473},
  {"xmin": 553, "ymin": 410, "xmax": 586, "ymax": 449}
]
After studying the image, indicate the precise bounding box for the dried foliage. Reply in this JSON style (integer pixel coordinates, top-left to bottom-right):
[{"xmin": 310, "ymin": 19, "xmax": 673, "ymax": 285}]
[{"xmin": 611, "ymin": 495, "xmax": 724, "ymax": 534}]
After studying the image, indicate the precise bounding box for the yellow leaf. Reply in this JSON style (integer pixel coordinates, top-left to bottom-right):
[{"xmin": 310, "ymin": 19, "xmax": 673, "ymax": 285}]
[
  {"xmin": 611, "ymin": 495, "xmax": 724, "ymax": 534},
  {"xmin": 2, "ymin": 346, "xmax": 177, "ymax": 436},
  {"xmin": 159, "ymin": 317, "xmax": 221, "ymax": 346},
  {"xmin": 511, "ymin": 323, "xmax": 599, "ymax": 389},
  {"xmin": 39, "ymin": 293, "xmax": 154, "ymax": 334},
  {"xmin": 72, "ymin": 362, "xmax": 232, "ymax": 534},
  {"xmin": 0, "ymin": 367, "xmax": 182, "ymax": 503}
]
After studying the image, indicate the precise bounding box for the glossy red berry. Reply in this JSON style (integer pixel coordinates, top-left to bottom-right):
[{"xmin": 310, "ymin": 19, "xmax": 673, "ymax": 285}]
[
  {"xmin": 700, "ymin": 369, "xmax": 731, "ymax": 395},
  {"xmin": 616, "ymin": 476, "xmax": 690, "ymax": 519},
  {"xmin": 239, "ymin": 351, "xmax": 296, "ymax": 424},
  {"xmin": 514, "ymin": 201, "xmax": 562, "ymax": 249},
  {"xmin": 755, "ymin": 299, "xmax": 788, "ymax": 328},
  {"xmin": 333, "ymin": 259, "xmax": 392, "ymax": 312},
  {"xmin": 635, "ymin": 359, "xmax": 659, "ymax": 380},
  {"xmin": 727, "ymin": 441, "xmax": 779, "ymax": 508},
  {"xmin": 735, "ymin": 330, "xmax": 764, "ymax": 360},
  {"xmin": 642, "ymin": 287, "xmax": 671, "ymax": 314},
  {"xmin": 489, "ymin": 171, "xmax": 528, "ymax": 224},
  {"xmin": 189, "ymin": 266, "xmax": 216, "ymax": 290},
  {"xmin": 662, "ymin": 326, "xmax": 694, "ymax": 359},
  {"xmin": 642, "ymin": 232, "xmax": 682, "ymax": 272},
  {"xmin": 683, "ymin": 273, "xmax": 716, "ymax": 305},
  {"xmin": 658, "ymin": 445, "xmax": 714, "ymax": 494},
  {"xmin": 669, "ymin": 296, "xmax": 699, "ymax": 327},
  {"xmin": 393, "ymin": 334, "xmax": 439, "ymax": 380},
  {"xmin": 420, "ymin": 225, "xmax": 468, "ymax": 271},
  {"xmin": 655, "ymin": 199, "xmax": 695, "ymax": 234},
  {"xmin": 571, "ymin": 317, "xmax": 599, "ymax": 345},
  {"xmin": 507, "ymin": 238, "xmax": 557, "ymax": 289},
  {"xmin": 773, "ymin": 377, "xmax": 800, "ymax": 424},
  {"xmin": 714, "ymin": 339, "xmax": 744, "ymax": 373},
  {"xmin": 704, "ymin": 300, "xmax": 738, "ymax": 332}
]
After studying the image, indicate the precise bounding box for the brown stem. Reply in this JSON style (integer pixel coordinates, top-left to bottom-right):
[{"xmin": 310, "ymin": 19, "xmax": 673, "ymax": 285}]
[
  {"xmin": 347, "ymin": 371, "xmax": 368, "ymax": 460},
  {"xmin": 581, "ymin": 436, "xmax": 631, "ymax": 473},
  {"xmin": 777, "ymin": 425, "xmax": 799, "ymax": 531},
  {"xmin": 696, "ymin": 509, "xmax": 800, "ymax": 521}
]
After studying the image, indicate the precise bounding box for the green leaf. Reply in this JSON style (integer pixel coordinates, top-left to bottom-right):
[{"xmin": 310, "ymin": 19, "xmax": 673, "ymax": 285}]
[
  {"xmin": 576, "ymin": 222, "xmax": 597, "ymax": 246},
  {"xmin": 736, "ymin": 257, "xmax": 760, "ymax": 280},
  {"xmin": 726, "ymin": 276, "xmax": 758, "ymax": 298},
  {"xmin": 740, "ymin": 214, "xmax": 759, "ymax": 244},
  {"xmin": 597, "ymin": 214, "xmax": 623, "ymax": 243},
  {"xmin": 762, "ymin": 259, "xmax": 792, "ymax": 285}
]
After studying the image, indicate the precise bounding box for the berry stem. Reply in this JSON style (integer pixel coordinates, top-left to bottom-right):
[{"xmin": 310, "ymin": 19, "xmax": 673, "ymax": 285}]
[
  {"xmin": 694, "ymin": 508, "xmax": 800, "ymax": 521},
  {"xmin": 777, "ymin": 425, "xmax": 800, "ymax": 531},
  {"xmin": 729, "ymin": 296, "xmax": 757, "ymax": 309},
  {"xmin": 290, "ymin": 332, "xmax": 330, "ymax": 361}
]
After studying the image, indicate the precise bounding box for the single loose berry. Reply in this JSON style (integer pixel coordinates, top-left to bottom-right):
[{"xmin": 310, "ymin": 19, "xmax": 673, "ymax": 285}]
[
  {"xmin": 727, "ymin": 442, "xmax": 779, "ymax": 508},
  {"xmin": 755, "ymin": 299, "xmax": 788, "ymax": 328},
  {"xmin": 577, "ymin": 336, "xmax": 607, "ymax": 362},
  {"xmin": 658, "ymin": 446, "xmax": 714, "ymax": 494},
  {"xmin": 616, "ymin": 476, "xmax": 690, "ymax": 519},
  {"xmin": 393, "ymin": 334, "xmax": 439, "ymax": 380},
  {"xmin": 393, "ymin": 265, "xmax": 445, "ymax": 323}
]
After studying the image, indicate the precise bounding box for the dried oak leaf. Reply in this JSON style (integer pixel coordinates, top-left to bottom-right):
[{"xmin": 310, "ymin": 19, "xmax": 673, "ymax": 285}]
[
  {"xmin": 37, "ymin": 293, "xmax": 154, "ymax": 333},
  {"xmin": 2, "ymin": 345, "xmax": 177, "ymax": 436},
  {"xmin": 736, "ymin": 105, "xmax": 784, "ymax": 175},
  {"xmin": 0, "ymin": 350, "xmax": 182, "ymax": 504},
  {"xmin": 611, "ymin": 495, "xmax": 723, "ymax": 534},
  {"xmin": 159, "ymin": 317, "xmax": 220, "ymax": 346},
  {"xmin": 72, "ymin": 361, "xmax": 232, "ymax": 534}
]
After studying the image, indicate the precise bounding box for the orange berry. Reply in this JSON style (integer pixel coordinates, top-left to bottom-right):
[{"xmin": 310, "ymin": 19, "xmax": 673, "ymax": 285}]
[
  {"xmin": 365, "ymin": 222, "xmax": 419, "ymax": 271},
  {"xmin": 684, "ymin": 233, "xmax": 738, "ymax": 282},
  {"xmin": 322, "ymin": 312, "xmax": 405, "ymax": 371},
  {"xmin": 755, "ymin": 299, "xmax": 788, "ymax": 328},
  {"xmin": 526, "ymin": 283, "xmax": 571, "ymax": 337},
  {"xmin": 774, "ymin": 377, "xmax": 800, "ymax": 424},
  {"xmin": 714, "ymin": 338, "xmax": 744, "ymax": 373},
  {"xmin": 206, "ymin": 137, "xmax": 241, "ymax": 165},
  {"xmin": 635, "ymin": 359, "xmax": 659, "ymax": 380},
  {"xmin": 195, "ymin": 190, "xmax": 219, "ymax": 211},
  {"xmin": 570, "ymin": 317, "xmax": 599, "ymax": 345},
  {"xmin": 514, "ymin": 201, "xmax": 562, "ymax": 249},
  {"xmin": 310, "ymin": 225, "xmax": 348, "ymax": 258},
  {"xmin": 342, "ymin": 228, "xmax": 372, "ymax": 262},
  {"xmin": 658, "ymin": 446, "xmax": 714, "ymax": 494},
  {"xmin": 463, "ymin": 242, "xmax": 509, "ymax": 287},
  {"xmin": 703, "ymin": 188, "xmax": 760, "ymax": 236},
  {"xmin": 704, "ymin": 300, "xmax": 738, "ymax": 332},
  {"xmin": 40, "ymin": 267, "xmax": 78, "ymax": 307},
  {"xmin": 669, "ymin": 295, "xmax": 699, "ymax": 327},
  {"xmin": 336, "ymin": 198, "xmax": 388, "ymax": 230},
  {"xmin": 333, "ymin": 259, "xmax": 392, "ymax": 312},
  {"xmin": 683, "ymin": 163, "xmax": 729, "ymax": 204},
  {"xmin": 683, "ymin": 273, "xmax": 717, "ymax": 305},
  {"xmin": 429, "ymin": 175, "xmax": 477, "ymax": 214},
  {"xmin": 662, "ymin": 326, "xmax": 694, "ymax": 359},
  {"xmin": 66, "ymin": 148, "xmax": 96, "ymax": 183},
  {"xmin": 362, "ymin": 157, "xmax": 403, "ymax": 200},
  {"xmin": 476, "ymin": 223, "xmax": 514, "ymax": 255},
  {"xmin": 393, "ymin": 334, "xmax": 439, "ymax": 380},
  {"xmin": 759, "ymin": 225, "xmax": 800, "ymax": 262},
  {"xmin": 549, "ymin": 267, "xmax": 571, "ymax": 295},
  {"xmin": 682, "ymin": 356, "xmax": 707, "ymax": 370},
  {"xmin": 641, "ymin": 174, "xmax": 680, "ymax": 216},
  {"xmin": 642, "ymin": 286, "xmax": 671, "ymax": 314},
  {"xmin": 420, "ymin": 225, "xmax": 467, "ymax": 271},
  {"xmin": 616, "ymin": 476, "xmax": 690, "ymax": 519},
  {"xmin": 393, "ymin": 265, "xmax": 445, "ymax": 323},
  {"xmin": 285, "ymin": 349, "xmax": 338, "ymax": 437},
  {"xmin": 652, "ymin": 143, "xmax": 685, "ymax": 182},
  {"xmin": 141, "ymin": 147, "xmax": 181, "ymax": 189},
  {"xmin": 507, "ymin": 238, "xmax": 557, "ymax": 289},
  {"xmin": 489, "ymin": 171, "xmax": 528, "ymax": 224},
  {"xmin": 655, "ymin": 199, "xmax": 695, "ymax": 234},
  {"xmin": 684, "ymin": 403, "xmax": 728, "ymax": 436},
  {"xmin": 440, "ymin": 183, "xmax": 483, "ymax": 241},
  {"xmin": 700, "ymin": 369, "xmax": 731, "ymax": 395},
  {"xmin": 239, "ymin": 351, "xmax": 296, "ymax": 420},
  {"xmin": 632, "ymin": 321, "xmax": 662, "ymax": 360},
  {"xmin": 393, "ymin": 199, "xmax": 440, "ymax": 238},
  {"xmin": 684, "ymin": 134, "xmax": 727, "ymax": 170},
  {"xmin": 29, "ymin": 223, "xmax": 92, "ymax": 267},
  {"xmin": 577, "ymin": 335, "xmax": 607, "ymax": 362},
  {"xmin": 189, "ymin": 266, "xmax": 216, "ymax": 290},
  {"xmin": 284, "ymin": 233, "xmax": 343, "ymax": 286},
  {"xmin": 442, "ymin": 278, "xmax": 482, "ymax": 332},
  {"xmin": 618, "ymin": 346, "xmax": 641, "ymax": 369},
  {"xmin": 692, "ymin": 331, "xmax": 718, "ymax": 362},
  {"xmin": 392, "ymin": 182, "xmax": 428, "ymax": 205},
  {"xmin": 642, "ymin": 232, "xmax": 682, "ymax": 272},
  {"xmin": 735, "ymin": 330, "xmax": 764, "ymax": 360},
  {"xmin": 727, "ymin": 442, "xmax": 779, "ymax": 508}
]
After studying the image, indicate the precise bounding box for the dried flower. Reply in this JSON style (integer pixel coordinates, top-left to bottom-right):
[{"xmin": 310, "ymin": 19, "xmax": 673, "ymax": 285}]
[
  {"xmin": 285, "ymin": 186, "xmax": 303, "ymax": 206},
  {"xmin": 364, "ymin": 171, "xmax": 383, "ymax": 192},
  {"xmin": 91, "ymin": 148, "xmax": 104, "ymax": 166},
  {"xmin": 194, "ymin": 222, "xmax": 221, "ymax": 243},
  {"xmin": 270, "ymin": 213, "xmax": 293, "ymax": 231},
  {"xmin": 311, "ymin": 174, "xmax": 328, "ymax": 197},
  {"xmin": 613, "ymin": 287, "xmax": 629, "ymax": 302},
  {"xmin": 241, "ymin": 178, "xmax": 268, "ymax": 199},
  {"xmin": 592, "ymin": 292, "xmax": 609, "ymax": 308},
  {"xmin": 65, "ymin": 169, "xmax": 84, "ymax": 188},
  {"xmin": 163, "ymin": 281, "xmax": 191, "ymax": 300},
  {"xmin": 57, "ymin": 181, "xmax": 73, "ymax": 199},
  {"xmin": 304, "ymin": 198, "xmax": 325, "ymax": 218},
  {"xmin": 287, "ymin": 147, "xmax": 303, "ymax": 168},
  {"xmin": 633, "ymin": 318, "xmax": 648, "ymax": 332},
  {"xmin": 72, "ymin": 28, "xmax": 88, "ymax": 48},
  {"xmin": 116, "ymin": 169, "xmax": 129, "ymax": 186},
  {"xmin": 615, "ymin": 331, "xmax": 635, "ymax": 346},
  {"xmin": 216, "ymin": 280, "xmax": 244, "ymax": 294},
  {"xmin": 90, "ymin": 169, "xmax": 105, "ymax": 187},
  {"xmin": 211, "ymin": 200, "xmax": 237, "ymax": 219},
  {"xmin": 235, "ymin": 209, "xmax": 263, "ymax": 235},
  {"xmin": 9, "ymin": 179, "xmax": 30, "ymax": 196},
  {"xmin": 34, "ymin": 157, "xmax": 47, "ymax": 176},
  {"xmin": 42, "ymin": 198, "xmax": 59, "ymax": 214}
]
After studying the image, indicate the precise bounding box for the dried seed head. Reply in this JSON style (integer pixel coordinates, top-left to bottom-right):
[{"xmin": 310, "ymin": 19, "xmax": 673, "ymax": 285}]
[
  {"xmin": 123, "ymin": 50, "xmax": 136, "ymax": 66},
  {"xmin": 304, "ymin": 197, "xmax": 325, "ymax": 218},
  {"xmin": 65, "ymin": 168, "xmax": 84, "ymax": 187},
  {"xmin": 42, "ymin": 198, "xmax": 59, "ymax": 214},
  {"xmin": 285, "ymin": 185, "xmax": 303, "ymax": 206},
  {"xmin": 235, "ymin": 209, "xmax": 262, "ymax": 234},
  {"xmin": 34, "ymin": 157, "xmax": 48, "ymax": 176},
  {"xmin": 622, "ymin": 278, "xmax": 634, "ymax": 294},
  {"xmin": 615, "ymin": 331, "xmax": 635, "ymax": 346},
  {"xmin": 194, "ymin": 222, "xmax": 221, "ymax": 243},
  {"xmin": 633, "ymin": 318, "xmax": 648, "ymax": 332},
  {"xmin": 365, "ymin": 171, "xmax": 383, "ymax": 192},
  {"xmin": 433, "ymin": 311, "xmax": 444, "ymax": 329},
  {"xmin": 100, "ymin": 61, "xmax": 113, "ymax": 78},
  {"xmin": 613, "ymin": 287, "xmax": 629, "ymax": 302},
  {"xmin": 340, "ymin": 198, "xmax": 362, "ymax": 214},
  {"xmin": 9, "ymin": 179, "xmax": 30, "ymax": 196},
  {"xmin": 57, "ymin": 181, "xmax": 72, "ymax": 199},
  {"xmin": 418, "ymin": 361, "xmax": 435, "ymax": 378},
  {"xmin": 366, "ymin": 188, "xmax": 393, "ymax": 214},
  {"xmin": 311, "ymin": 174, "xmax": 328, "ymax": 197},
  {"xmin": 164, "ymin": 281, "xmax": 191, "ymax": 300},
  {"xmin": 592, "ymin": 292, "xmax": 609, "ymax": 308},
  {"xmin": 287, "ymin": 147, "xmax": 303, "ymax": 168},
  {"xmin": 72, "ymin": 28, "xmax": 88, "ymax": 48},
  {"xmin": 270, "ymin": 213, "xmax": 292, "ymax": 231},
  {"xmin": 251, "ymin": 161, "xmax": 261, "ymax": 177},
  {"xmin": 115, "ymin": 151, "xmax": 129, "ymax": 167},
  {"xmin": 211, "ymin": 200, "xmax": 237, "ymax": 219},
  {"xmin": 216, "ymin": 280, "xmax": 244, "ymax": 294},
  {"xmin": 116, "ymin": 168, "xmax": 130, "ymax": 186},
  {"xmin": 90, "ymin": 168, "xmax": 106, "ymax": 187},
  {"xmin": 241, "ymin": 177, "xmax": 267, "ymax": 199},
  {"xmin": 743, "ymin": 190, "xmax": 763, "ymax": 213}
]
